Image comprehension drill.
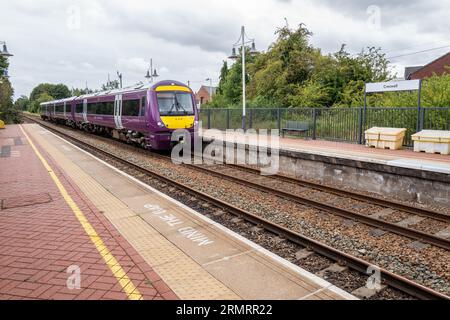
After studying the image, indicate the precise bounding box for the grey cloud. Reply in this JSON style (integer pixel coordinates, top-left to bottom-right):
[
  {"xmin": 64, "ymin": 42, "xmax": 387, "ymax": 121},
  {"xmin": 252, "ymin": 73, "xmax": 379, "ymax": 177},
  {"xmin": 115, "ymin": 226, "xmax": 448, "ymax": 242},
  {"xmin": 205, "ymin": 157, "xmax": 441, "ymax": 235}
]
[{"xmin": 2, "ymin": 0, "xmax": 450, "ymax": 98}]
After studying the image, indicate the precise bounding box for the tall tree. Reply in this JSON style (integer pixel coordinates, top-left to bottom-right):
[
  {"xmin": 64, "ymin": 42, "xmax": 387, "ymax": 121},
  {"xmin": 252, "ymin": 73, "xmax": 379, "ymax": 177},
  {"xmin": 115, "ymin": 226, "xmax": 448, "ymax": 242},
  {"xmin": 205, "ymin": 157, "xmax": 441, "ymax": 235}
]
[
  {"xmin": 217, "ymin": 61, "xmax": 229, "ymax": 95},
  {"xmin": 30, "ymin": 83, "xmax": 70, "ymax": 101},
  {"xmin": 101, "ymin": 79, "xmax": 119, "ymax": 91},
  {"xmin": 0, "ymin": 56, "xmax": 20, "ymax": 123},
  {"xmin": 212, "ymin": 23, "xmax": 392, "ymax": 108},
  {"xmin": 71, "ymin": 87, "xmax": 93, "ymax": 96},
  {"xmin": 28, "ymin": 92, "xmax": 54, "ymax": 114},
  {"xmin": 14, "ymin": 95, "xmax": 30, "ymax": 111}
]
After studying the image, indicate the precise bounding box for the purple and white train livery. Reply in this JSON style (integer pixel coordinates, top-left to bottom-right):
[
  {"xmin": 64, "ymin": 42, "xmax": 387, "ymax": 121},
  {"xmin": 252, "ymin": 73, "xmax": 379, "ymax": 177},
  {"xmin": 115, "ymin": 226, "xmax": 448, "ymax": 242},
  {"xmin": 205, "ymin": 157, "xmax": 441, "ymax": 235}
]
[{"xmin": 40, "ymin": 80, "xmax": 199, "ymax": 150}]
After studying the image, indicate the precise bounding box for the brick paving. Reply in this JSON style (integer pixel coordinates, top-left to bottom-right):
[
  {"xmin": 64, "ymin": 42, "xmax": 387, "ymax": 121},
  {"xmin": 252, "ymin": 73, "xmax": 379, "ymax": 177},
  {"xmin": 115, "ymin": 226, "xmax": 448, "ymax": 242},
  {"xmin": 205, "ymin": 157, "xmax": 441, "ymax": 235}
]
[
  {"xmin": 0, "ymin": 125, "xmax": 178, "ymax": 300},
  {"xmin": 203, "ymin": 131, "xmax": 450, "ymax": 163},
  {"xmin": 279, "ymin": 137, "xmax": 450, "ymax": 163}
]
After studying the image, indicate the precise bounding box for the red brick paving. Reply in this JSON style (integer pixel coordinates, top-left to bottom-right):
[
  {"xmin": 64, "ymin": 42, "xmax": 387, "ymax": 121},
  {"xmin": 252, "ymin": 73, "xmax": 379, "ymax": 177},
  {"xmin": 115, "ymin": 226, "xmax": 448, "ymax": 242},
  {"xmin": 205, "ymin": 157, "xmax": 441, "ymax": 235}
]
[
  {"xmin": 212, "ymin": 131, "xmax": 450, "ymax": 163},
  {"xmin": 0, "ymin": 125, "xmax": 178, "ymax": 300},
  {"xmin": 280, "ymin": 136, "xmax": 450, "ymax": 163}
]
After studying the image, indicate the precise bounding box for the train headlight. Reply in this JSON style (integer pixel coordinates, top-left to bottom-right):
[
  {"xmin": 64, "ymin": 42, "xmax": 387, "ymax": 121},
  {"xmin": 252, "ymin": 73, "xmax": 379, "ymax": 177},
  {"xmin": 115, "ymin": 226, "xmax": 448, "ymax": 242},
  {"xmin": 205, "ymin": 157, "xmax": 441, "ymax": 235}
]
[{"xmin": 157, "ymin": 121, "xmax": 165, "ymax": 128}]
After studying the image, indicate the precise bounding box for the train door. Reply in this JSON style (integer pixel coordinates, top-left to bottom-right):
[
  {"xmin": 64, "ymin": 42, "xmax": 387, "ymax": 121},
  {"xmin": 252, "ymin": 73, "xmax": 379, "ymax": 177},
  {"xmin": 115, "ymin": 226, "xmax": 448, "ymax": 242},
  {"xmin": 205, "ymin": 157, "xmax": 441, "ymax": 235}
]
[
  {"xmin": 114, "ymin": 94, "xmax": 123, "ymax": 129},
  {"xmin": 63, "ymin": 101, "xmax": 66, "ymax": 119},
  {"xmin": 82, "ymin": 99, "xmax": 88, "ymax": 123}
]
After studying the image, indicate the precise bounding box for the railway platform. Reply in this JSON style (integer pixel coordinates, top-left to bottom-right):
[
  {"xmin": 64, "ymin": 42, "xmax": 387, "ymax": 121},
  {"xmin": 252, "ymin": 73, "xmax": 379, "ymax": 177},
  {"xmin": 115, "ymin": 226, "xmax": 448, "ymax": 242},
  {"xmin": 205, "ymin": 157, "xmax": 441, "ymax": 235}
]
[
  {"xmin": 201, "ymin": 130, "xmax": 450, "ymax": 173},
  {"xmin": 201, "ymin": 131, "xmax": 450, "ymax": 208},
  {"xmin": 0, "ymin": 124, "xmax": 356, "ymax": 300}
]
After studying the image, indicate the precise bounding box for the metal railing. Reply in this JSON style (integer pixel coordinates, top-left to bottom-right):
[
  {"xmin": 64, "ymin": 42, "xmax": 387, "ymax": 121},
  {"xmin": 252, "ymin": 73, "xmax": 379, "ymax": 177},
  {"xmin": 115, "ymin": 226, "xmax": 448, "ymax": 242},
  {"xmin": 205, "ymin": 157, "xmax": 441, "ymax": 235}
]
[{"xmin": 200, "ymin": 107, "xmax": 450, "ymax": 147}]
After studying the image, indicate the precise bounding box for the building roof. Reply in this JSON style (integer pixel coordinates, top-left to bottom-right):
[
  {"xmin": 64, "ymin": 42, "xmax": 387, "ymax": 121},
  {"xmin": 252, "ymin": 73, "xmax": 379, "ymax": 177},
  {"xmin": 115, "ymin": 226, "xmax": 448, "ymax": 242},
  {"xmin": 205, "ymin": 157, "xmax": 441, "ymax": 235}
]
[
  {"xmin": 198, "ymin": 85, "xmax": 217, "ymax": 96},
  {"xmin": 404, "ymin": 66, "xmax": 423, "ymax": 80},
  {"xmin": 408, "ymin": 51, "xmax": 450, "ymax": 79}
]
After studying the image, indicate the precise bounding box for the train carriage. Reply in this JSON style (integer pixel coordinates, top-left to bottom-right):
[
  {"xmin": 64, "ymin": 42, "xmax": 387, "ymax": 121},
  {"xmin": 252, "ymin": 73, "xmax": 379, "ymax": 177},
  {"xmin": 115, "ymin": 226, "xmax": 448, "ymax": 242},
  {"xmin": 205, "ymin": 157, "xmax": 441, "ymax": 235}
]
[{"xmin": 40, "ymin": 80, "xmax": 198, "ymax": 150}]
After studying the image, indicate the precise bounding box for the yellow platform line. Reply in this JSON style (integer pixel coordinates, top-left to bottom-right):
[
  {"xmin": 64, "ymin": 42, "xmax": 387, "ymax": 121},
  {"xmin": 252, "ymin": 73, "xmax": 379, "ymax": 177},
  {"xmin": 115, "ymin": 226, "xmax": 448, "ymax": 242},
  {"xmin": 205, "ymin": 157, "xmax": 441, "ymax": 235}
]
[{"xmin": 20, "ymin": 125, "xmax": 142, "ymax": 300}]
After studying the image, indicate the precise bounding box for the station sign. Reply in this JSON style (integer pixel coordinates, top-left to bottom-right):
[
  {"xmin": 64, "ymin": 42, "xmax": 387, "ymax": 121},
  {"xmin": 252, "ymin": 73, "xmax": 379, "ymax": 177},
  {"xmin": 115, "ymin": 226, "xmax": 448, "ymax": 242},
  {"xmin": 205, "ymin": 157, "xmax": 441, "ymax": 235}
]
[{"xmin": 365, "ymin": 80, "xmax": 421, "ymax": 93}]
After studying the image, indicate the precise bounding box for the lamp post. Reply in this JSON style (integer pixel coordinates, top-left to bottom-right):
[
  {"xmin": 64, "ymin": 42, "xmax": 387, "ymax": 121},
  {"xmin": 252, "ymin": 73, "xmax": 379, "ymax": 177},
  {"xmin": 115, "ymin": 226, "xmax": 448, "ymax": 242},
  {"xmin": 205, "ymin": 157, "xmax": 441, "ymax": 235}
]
[
  {"xmin": 145, "ymin": 58, "xmax": 159, "ymax": 83},
  {"xmin": 116, "ymin": 70, "xmax": 123, "ymax": 88},
  {"xmin": 0, "ymin": 41, "xmax": 13, "ymax": 79},
  {"xmin": 228, "ymin": 26, "xmax": 258, "ymax": 130}
]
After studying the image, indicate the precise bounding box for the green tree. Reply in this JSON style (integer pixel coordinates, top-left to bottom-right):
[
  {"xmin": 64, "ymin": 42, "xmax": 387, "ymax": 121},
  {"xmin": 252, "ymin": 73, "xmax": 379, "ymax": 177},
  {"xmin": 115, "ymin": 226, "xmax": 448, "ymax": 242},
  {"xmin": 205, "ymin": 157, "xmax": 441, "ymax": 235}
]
[
  {"xmin": 212, "ymin": 23, "xmax": 392, "ymax": 109},
  {"xmin": 0, "ymin": 56, "xmax": 21, "ymax": 123},
  {"xmin": 216, "ymin": 61, "xmax": 229, "ymax": 95},
  {"xmin": 29, "ymin": 92, "xmax": 54, "ymax": 114},
  {"xmin": 248, "ymin": 24, "xmax": 317, "ymax": 107},
  {"xmin": 30, "ymin": 83, "xmax": 70, "ymax": 101},
  {"xmin": 14, "ymin": 95, "xmax": 30, "ymax": 111},
  {"xmin": 71, "ymin": 87, "xmax": 93, "ymax": 96},
  {"xmin": 101, "ymin": 79, "xmax": 119, "ymax": 91},
  {"xmin": 0, "ymin": 56, "xmax": 8, "ymax": 76},
  {"xmin": 288, "ymin": 80, "xmax": 331, "ymax": 108}
]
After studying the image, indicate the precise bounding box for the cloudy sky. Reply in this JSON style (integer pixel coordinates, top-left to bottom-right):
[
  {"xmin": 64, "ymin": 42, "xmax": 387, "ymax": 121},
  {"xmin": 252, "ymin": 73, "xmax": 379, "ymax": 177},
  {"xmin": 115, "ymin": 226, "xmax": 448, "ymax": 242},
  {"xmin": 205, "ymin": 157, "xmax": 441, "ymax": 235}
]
[{"xmin": 2, "ymin": 0, "xmax": 449, "ymax": 98}]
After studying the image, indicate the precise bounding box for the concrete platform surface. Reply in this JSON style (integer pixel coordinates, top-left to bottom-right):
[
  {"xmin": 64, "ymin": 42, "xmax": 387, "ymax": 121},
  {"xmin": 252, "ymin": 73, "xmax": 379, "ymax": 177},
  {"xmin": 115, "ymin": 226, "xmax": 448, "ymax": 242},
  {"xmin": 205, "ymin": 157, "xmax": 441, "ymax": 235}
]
[
  {"xmin": 0, "ymin": 123, "xmax": 356, "ymax": 300},
  {"xmin": 201, "ymin": 131, "xmax": 450, "ymax": 174}
]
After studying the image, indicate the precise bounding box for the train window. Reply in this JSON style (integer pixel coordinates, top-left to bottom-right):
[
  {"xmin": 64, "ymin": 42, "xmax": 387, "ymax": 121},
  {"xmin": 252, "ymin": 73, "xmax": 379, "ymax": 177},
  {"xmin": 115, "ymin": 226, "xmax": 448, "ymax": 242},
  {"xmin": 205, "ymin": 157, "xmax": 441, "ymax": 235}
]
[
  {"xmin": 75, "ymin": 104, "xmax": 83, "ymax": 113},
  {"xmin": 55, "ymin": 104, "xmax": 64, "ymax": 113},
  {"xmin": 97, "ymin": 101, "xmax": 114, "ymax": 115},
  {"xmin": 140, "ymin": 96, "xmax": 146, "ymax": 117},
  {"xmin": 122, "ymin": 99, "xmax": 140, "ymax": 116},
  {"xmin": 87, "ymin": 102, "xmax": 97, "ymax": 114},
  {"xmin": 106, "ymin": 102, "xmax": 114, "ymax": 115},
  {"xmin": 66, "ymin": 104, "xmax": 72, "ymax": 113},
  {"xmin": 95, "ymin": 102, "xmax": 103, "ymax": 115},
  {"xmin": 157, "ymin": 92, "xmax": 194, "ymax": 116}
]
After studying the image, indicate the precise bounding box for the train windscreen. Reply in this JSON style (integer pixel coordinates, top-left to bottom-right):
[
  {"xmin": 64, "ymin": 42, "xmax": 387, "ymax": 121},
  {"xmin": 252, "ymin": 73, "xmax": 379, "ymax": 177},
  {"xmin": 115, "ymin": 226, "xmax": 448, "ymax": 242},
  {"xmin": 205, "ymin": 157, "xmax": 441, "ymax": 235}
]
[{"xmin": 157, "ymin": 92, "xmax": 194, "ymax": 116}]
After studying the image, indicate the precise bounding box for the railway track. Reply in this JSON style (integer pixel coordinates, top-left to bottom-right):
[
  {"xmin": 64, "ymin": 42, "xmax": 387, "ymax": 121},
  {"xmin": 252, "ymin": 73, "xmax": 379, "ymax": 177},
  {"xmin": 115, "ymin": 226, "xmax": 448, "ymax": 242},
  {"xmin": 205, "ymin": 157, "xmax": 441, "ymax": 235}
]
[
  {"xmin": 23, "ymin": 115, "xmax": 450, "ymax": 300},
  {"xmin": 188, "ymin": 163, "xmax": 450, "ymax": 251},
  {"xmin": 227, "ymin": 164, "xmax": 450, "ymax": 223}
]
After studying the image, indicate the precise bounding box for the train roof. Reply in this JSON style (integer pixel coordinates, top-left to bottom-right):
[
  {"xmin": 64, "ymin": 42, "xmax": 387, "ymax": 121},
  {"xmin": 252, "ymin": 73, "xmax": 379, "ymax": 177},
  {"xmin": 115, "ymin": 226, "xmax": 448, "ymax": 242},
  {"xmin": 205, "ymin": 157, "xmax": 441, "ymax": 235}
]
[{"xmin": 40, "ymin": 80, "xmax": 189, "ymax": 106}]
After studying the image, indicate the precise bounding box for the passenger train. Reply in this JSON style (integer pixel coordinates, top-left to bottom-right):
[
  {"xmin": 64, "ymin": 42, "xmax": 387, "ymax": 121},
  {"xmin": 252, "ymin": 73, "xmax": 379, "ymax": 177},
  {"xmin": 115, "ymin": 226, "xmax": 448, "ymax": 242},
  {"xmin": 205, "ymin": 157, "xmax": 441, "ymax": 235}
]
[{"xmin": 40, "ymin": 80, "xmax": 199, "ymax": 150}]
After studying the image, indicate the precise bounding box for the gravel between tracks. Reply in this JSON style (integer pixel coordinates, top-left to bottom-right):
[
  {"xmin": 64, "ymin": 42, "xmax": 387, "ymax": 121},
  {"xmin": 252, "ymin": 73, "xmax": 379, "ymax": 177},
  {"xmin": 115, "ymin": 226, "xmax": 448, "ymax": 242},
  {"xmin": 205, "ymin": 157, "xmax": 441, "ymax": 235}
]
[{"xmin": 32, "ymin": 121, "xmax": 450, "ymax": 296}]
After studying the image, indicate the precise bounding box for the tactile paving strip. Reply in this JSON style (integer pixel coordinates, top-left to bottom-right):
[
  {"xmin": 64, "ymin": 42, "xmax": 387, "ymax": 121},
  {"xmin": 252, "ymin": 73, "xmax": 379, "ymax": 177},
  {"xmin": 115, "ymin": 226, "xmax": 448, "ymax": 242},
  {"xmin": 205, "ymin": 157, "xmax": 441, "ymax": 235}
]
[{"xmin": 27, "ymin": 125, "xmax": 240, "ymax": 300}]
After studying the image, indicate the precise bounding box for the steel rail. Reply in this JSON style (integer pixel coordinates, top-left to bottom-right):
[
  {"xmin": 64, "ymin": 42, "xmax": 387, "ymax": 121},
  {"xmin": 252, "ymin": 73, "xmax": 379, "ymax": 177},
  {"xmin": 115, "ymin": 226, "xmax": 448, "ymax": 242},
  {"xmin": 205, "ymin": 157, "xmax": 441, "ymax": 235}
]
[
  {"xmin": 228, "ymin": 164, "xmax": 450, "ymax": 223},
  {"xmin": 24, "ymin": 115, "xmax": 449, "ymax": 300},
  {"xmin": 188, "ymin": 164, "xmax": 450, "ymax": 251}
]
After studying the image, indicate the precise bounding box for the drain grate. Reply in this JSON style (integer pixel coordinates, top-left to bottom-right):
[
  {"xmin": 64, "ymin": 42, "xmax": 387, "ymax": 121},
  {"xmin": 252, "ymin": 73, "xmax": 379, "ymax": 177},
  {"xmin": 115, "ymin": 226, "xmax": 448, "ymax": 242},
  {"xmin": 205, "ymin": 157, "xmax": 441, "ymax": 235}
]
[
  {"xmin": 13, "ymin": 137, "xmax": 23, "ymax": 146},
  {"xmin": 0, "ymin": 145, "xmax": 11, "ymax": 158},
  {"xmin": 1, "ymin": 193, "xmax": 53, "ymax": 210}
]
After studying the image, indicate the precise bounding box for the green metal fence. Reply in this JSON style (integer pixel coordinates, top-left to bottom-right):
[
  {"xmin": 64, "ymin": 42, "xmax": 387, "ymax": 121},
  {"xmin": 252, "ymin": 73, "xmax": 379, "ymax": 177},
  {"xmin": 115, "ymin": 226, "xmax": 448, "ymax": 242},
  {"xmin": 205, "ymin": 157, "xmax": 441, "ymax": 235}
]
[{"xmin": 200, "ymin": 107, "xmax": 450, "ymax": 147}]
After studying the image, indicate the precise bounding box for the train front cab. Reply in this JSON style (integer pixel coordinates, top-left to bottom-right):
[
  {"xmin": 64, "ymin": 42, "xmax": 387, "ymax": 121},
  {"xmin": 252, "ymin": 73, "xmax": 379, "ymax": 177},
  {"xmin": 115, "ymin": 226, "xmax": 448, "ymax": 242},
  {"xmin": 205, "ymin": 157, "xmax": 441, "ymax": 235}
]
[{"xmin": 148, "ymin": 83, "xmax": 199, "ymax": 150}]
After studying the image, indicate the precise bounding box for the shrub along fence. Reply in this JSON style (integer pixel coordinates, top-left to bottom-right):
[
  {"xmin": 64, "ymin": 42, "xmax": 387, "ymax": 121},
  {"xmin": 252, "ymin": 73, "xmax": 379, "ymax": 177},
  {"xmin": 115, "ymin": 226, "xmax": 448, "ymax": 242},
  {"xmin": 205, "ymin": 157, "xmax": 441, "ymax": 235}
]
[{"xmin": 199, "ymin": 107, "xmax": 450, "ymax": 147}]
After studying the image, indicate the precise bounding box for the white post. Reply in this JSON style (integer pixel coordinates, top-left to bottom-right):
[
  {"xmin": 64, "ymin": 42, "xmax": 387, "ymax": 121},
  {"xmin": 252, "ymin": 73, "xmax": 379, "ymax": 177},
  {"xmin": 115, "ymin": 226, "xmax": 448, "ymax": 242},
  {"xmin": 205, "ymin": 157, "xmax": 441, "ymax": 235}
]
[
  {"xmin": 209, "ymin": 78, "xmax": 212, "ymax": 101},
  {"xmin": 150, "ymin": 59, "xmax": 153, "ymax": 83},
  {"xmin": 241, "ymin": 26, "xmax": 246, "ymax": 130}
]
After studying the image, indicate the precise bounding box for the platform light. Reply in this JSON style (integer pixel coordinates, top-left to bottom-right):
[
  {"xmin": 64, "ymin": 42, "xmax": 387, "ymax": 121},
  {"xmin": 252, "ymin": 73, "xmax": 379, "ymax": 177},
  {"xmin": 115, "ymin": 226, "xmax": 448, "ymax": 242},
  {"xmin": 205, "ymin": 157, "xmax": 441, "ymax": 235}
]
[
  {"xmin": 0, "ymin": 42, "xmax": 13, "ymax": 57},
  {"xmin": 145, "ymin": 58, "xmax": 159, "ymax": 83},
  {"xmin": 228, "ymin": 26, "xmax": 258, "ymax": 130},
  {"xmin": 249, "ymin": 41, "xmax": 259, "ymax": 56},
  {"xmin": 228, "ymin": 47, "xmax": 238, "ymax": 60}
]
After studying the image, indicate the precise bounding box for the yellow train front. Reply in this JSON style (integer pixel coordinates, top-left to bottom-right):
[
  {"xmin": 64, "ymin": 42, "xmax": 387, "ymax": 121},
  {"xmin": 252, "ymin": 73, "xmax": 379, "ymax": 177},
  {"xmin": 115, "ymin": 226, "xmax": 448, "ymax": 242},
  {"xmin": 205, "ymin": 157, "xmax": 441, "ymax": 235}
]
[{"xmin": 147, "ymin": 80, "xmax": 199, "ymax": 150}]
